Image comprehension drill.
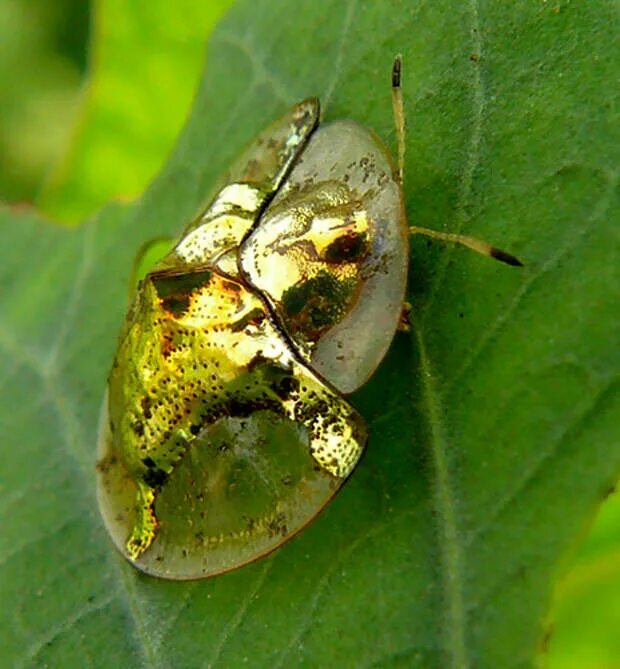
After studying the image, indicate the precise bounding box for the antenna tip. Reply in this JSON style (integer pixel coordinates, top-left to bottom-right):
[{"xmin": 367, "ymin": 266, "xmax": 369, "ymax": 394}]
[
  {"xmin": 392, "ymin": 55, "xmax": 402, "ymax": 88},
  {"xmin": 490, "ymin": 247, "xmax": 524, "ymax": 267}
]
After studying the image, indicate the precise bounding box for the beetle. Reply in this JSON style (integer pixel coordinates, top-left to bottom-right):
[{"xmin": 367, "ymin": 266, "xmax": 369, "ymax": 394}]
[{"xmin": 96, "ymin": 57, "xmax": 520, "ymax": 580}]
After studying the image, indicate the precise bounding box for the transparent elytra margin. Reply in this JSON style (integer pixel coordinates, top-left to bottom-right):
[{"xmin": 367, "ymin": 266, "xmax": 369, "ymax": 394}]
[{"xmin": 97, "ymin": 393, "xmax": 343, "ymax": 579}]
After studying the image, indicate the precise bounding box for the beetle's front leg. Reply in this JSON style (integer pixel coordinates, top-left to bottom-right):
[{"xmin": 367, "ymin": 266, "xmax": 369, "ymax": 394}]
[{"xmin": 398, "ymin": 301, "xmax": 412, "ymax": 332}]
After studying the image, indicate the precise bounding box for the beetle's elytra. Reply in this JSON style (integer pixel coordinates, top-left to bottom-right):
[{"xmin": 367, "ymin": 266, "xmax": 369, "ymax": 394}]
[
  {"xmin": 97, "ymin": 78, "xmax": 408, "ymax": 580},
  {"xmin": 97, "ymin": 58, "xmax": 520, "ymax": 580}
]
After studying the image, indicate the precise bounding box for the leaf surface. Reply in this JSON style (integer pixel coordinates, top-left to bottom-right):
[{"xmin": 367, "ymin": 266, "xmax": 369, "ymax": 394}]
[{"xmin": 1, "ymin": 2, "xmax": 618, "ymax": 668}]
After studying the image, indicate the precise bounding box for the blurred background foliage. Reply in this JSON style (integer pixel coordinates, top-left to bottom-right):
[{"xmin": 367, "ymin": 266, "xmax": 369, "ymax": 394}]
[
  {"xmin": 0, "ymin": 1, "xmax": 617, "ymax": 666},
  {"xmin": 1, "ymin": 0, "xmax": 233, "ymax": 220},
  {"xmin": 548, "ymin": 493, "xmax": 620, "ymax": 669},
  {"xmin": 0, "ymin": 0, "xmax": 89, "ymax": 203}
]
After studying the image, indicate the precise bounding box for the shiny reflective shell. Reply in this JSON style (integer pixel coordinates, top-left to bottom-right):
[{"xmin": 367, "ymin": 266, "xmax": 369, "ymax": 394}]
[{"xmin": 97, "ymin": 98, "xmax": 408, "ymax": 579}]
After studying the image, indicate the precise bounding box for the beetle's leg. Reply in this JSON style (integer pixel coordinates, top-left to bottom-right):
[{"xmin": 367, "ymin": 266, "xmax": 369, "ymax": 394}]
[
  {"xmin": 126, "ymin": 480, "xmax": 158, "ymax": 560},
  {"xmin": 409, "ymin": 226, "xmax": 523, "ymax": 266},
  {"xmin": 398, "ymin": 301, "xmax": 412, "ymax": 332}
]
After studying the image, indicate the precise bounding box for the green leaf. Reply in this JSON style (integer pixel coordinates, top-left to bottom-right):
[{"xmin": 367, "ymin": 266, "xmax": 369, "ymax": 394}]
[
  {"xmin": 0, "ymin": 0, "xmax": 88, "ymax": 202},
  {"xmin": 547, "ymin": 493, "xmax": 620, "ymax": 668},
  {"xmin": 1, "ymin": 1, "xmax": 618, "ymax": 668},
  {"xmin": 39, "ymin": 0, "xmax": 235, "ymax": 222}
]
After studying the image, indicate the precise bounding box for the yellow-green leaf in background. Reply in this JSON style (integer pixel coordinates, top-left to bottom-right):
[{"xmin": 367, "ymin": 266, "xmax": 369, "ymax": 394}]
[
  {"xmin": 39, "ymin": 0, "xmax": 234, "ymax": 222},
  {"xmin": 548, "ymin": 493, "xmax": 620, "ymax": 669}
]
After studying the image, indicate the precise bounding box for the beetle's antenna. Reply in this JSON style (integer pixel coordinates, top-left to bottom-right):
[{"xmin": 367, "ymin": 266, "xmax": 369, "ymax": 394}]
[
  {"xmin": 409, "ymin": 226, "xmax": 523, "ymax": 266},
  {"xmin": 391, "ymin": 55, "xmax": 406, "ymax": 185},
  {"xmin": 392, "ymin": 54, "xmax": 522, "ymax": 267}
]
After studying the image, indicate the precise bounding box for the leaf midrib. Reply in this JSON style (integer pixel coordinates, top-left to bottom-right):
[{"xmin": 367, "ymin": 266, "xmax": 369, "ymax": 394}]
[
  {"xmin": 409, "ymin": 2, "xmax": 484, "ymax": 664},
  {"xmin": 414, "ymin": 324, "xmax": 468, "ymax": 668}
]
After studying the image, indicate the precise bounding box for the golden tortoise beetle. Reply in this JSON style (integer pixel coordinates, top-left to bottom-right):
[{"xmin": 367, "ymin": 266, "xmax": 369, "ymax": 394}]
[{"xmin": 96, "ymin": 58, "xmax": 521, "ymax": 580}]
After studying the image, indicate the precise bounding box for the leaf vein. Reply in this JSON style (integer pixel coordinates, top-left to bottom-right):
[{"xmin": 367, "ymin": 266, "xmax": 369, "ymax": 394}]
[
  {"xmin": 215, "ymin": 31, "xmax": 290, "ymax": 104},
  {"xmin": 444, "ymin": 172, "xmax": 619, "ymax": 397},
  {"xmin": 466, "ymin": 376, "xmax": 620, "ymax": 552},
  {"xmin": 273, "ymin": 510, "xmax": 417, "ymax": 668},
  {"xmin": 206, "ymin": 561, "xmax": 273, "ymax": 668},
  {"xmin": 119, "ymin": 566, "xmax": 165, "ymax": 669},
  {"xmin": 414, "ymin": 325, "xmax": 468, "ymax": 668},
  {"xmin": 420, "ymin": 0, "xmax": 487, "ymax": 322},
  {"xmin": 322, "ymin": 0, "xmax": 359, "ymax": 111},
  {"xmin": 22, "ymin": 594, "xmax": 115, "ymax": 667},
  {"xmin": 46, "ymin": 221, "xmax": 97, "ymax": 372}
]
